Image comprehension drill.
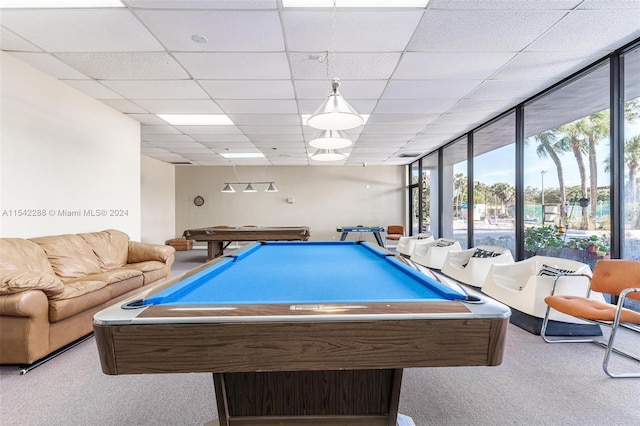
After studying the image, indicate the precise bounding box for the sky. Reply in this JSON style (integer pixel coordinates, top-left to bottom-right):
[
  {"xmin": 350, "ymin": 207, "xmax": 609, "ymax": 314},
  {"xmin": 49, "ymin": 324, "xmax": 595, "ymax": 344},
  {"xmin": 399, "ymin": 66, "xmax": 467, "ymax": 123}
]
[{"xmin": 468, "ymin": 121, "xmax": 640, "ymax": 190}]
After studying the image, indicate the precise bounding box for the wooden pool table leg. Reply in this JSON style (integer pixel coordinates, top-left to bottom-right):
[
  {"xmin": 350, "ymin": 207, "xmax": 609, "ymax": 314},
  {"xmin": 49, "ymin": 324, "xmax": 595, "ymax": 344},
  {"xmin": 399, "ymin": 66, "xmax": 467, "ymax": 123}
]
[{"xmin": 207, "ymin": 242, "xmax": 224, "ymax": 260}]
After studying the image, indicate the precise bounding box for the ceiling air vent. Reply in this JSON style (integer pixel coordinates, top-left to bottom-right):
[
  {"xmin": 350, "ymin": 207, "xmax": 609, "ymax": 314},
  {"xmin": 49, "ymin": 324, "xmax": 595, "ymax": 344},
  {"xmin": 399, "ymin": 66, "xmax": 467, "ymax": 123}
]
[
  {"xmin": 398, "ymin": 153, "xmax": 420, "ymax": 158},
  {"xmin": 169, "ymin": 161, "xmax": 192, "ymax": 165}
]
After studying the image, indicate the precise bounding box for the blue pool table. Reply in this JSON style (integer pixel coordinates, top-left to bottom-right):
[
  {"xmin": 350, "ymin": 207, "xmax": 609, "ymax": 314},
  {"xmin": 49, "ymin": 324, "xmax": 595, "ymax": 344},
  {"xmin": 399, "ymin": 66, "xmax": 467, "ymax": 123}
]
[{"xmin": 94, "ymin": 241, "xmax": 510, "ymax": 426}]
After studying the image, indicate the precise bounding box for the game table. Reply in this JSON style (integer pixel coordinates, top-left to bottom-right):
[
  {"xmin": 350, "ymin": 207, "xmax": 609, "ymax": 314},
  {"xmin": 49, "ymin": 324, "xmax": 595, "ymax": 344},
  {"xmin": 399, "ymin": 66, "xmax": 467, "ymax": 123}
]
[
  {"xmin": 94, "ymin": 241, "xmax": 510, "ymax": 426},
  {"xmin": 183, "ymin": 225, "xmax": 310, "ymax": 260},
  {"xmin": 337, "ymin": 225, "xmax": 386, "ymax": 246}
]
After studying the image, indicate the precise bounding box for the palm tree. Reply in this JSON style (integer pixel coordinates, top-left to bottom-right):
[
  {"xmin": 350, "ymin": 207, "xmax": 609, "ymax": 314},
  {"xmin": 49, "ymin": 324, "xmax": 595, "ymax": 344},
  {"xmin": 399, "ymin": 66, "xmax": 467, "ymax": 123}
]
[
  {"xmin": 625, "ymin": 135, "xmax": 640, "ymax": 227},
  {"xmin": 558, "ymin": 121, "xmax": 590, "ymax": 229},
  {"xmin": 532, "ymin": 131, "xmax": 569, "ymax": 219},
  {"xmin": 453, "ymin": 172, "xmax": 467, "ymax": 218},
  {"xmin": 577, "ymin": 111, "xmax": 609, "ymax": 223}
]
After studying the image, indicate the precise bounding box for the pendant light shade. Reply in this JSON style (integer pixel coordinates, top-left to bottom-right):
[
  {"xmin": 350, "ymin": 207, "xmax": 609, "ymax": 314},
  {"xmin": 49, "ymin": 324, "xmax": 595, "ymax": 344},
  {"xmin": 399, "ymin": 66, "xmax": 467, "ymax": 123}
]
[
  {"xmin": 265, "ymin": 182, "xmax": 278, "ymax": 192},
  {"xmin": 307, "ymin": 79, "xmax": 363, "ymax": 131},
  {"xmin": 221, "ymin": 183, "xmax": 235, "ymax": 193},
  {"xmin": 309, "ymin": 129, "xmax": 352, "ymax": 149},
  {"xmin": 243, "ymin": 183, "xmax": 257, "ymax": 192},
  {"xmin": 310, "ymin": 148, "xmax": 346, "ymax": 162}
]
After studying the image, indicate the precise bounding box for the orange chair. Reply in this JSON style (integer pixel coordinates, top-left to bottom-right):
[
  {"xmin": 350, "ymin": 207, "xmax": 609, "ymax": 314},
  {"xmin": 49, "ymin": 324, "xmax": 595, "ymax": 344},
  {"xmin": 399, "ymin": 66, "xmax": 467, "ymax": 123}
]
[
  {"xmin": 385, "ymin": 225, "xmax": 404, "ymax": 248},
  {"xmin": 541, "ymin": 259, "xmax": 640, "ymax": 378}
]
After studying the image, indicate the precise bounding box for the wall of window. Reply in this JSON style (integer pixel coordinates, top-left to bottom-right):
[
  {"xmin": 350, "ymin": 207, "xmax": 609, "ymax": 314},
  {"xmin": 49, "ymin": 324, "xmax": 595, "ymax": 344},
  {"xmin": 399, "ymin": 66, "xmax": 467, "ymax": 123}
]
[
  {"xmin": 442, "ymin": 137, "xmax": 468, "ymax": 248},
  {"xmin": 409, "ymin": 162, "xmax": 420, "ymax": 235},
  {"xmin": 523, "ymin": 62, "xmax": 611, "ymax": 269},
  {"xmin": 472, "ymin": 113, "xmax": 516, "ymax": 255},
  {"xmin": 409, "ymin": 38, "xmax": 639, "ymax": 266},
  {"xmin": 623, "ymin": 46, "xmax": 640, "ymax": 260},
  {"xmin": 421, "ymin": 152, "xmax": 439, "ymax": 237}
]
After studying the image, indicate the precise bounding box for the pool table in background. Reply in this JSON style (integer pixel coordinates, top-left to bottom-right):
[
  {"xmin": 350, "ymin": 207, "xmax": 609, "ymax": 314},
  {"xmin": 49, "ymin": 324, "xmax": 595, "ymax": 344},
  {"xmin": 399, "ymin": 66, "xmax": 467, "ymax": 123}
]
[
  {"xmin": 94, "ymin": 241, "xmax": 510, "ymax": 426},
  {"xmin": 337, "ymin": 225, "xmax": 386, "ymax": 246},
  {"xmin": 182, "ymin": 225, "xmax": 311, "ymax": 260}
]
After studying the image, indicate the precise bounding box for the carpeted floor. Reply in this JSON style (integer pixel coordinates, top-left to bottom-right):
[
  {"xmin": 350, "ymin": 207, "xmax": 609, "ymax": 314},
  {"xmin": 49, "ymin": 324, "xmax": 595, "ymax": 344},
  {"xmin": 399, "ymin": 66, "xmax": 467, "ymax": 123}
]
[{"xmin": 1, "ymin": 248, "xmax": 638, "ymax": 426}]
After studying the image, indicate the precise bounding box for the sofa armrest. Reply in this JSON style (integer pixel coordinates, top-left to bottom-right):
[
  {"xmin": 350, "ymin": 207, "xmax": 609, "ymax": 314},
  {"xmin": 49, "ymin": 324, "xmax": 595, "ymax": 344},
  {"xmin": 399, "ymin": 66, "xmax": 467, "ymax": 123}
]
[
  {"xmin": 0, "ymin": 289, "xmax": 49, "ymax": 317},
  {"xmin": 128, "ymin": 241, "xmax": 176, "ymax": 264}
]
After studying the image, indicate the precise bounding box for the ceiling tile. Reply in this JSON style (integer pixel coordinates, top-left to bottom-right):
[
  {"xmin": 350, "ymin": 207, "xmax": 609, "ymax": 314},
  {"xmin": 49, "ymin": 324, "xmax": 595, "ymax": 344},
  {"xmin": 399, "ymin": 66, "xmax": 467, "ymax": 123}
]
[
  {"xmin": 294, "ymin": 80, "xmax": 387, "ymax": 99},
  {"xmin": 289, "ymin": 52, "xmax": 402, "ymax": 80},
  {"xmin": 409, "ymin": 9, "xmax": 567, "ymax": 52},
  {"xmin": 239, "ymin": 126, "xmax": 302, "ymax": 135},
  {"xmin": 134, "ymin": 100, "xmax": 224, "ymax": 114},
  {"xmin": 492, "ymin": 50, "xmax": 604, "ymax": 80},
  {"xmin": 199, "ymin": 80, "xmax": 295, "ymax": 99},
  {"xmin": 375, "ymin": 99, "xmax": 459, "ymax": 114},
  {"xmin": 365, "ymin": 113, "xmax": 440, "ymax": 125},
  {"xmin": 126, "ymin": 114, "xmax": 168, "ymax": 125},
  {"xmin": 63, "ymin": 80, "xmax": 122, "ymax": 99},
  {"xmin": 193, "ymin": 134, "xmax": 250, "ymax": 142},
  {"xmin": 382, "ymin": 80, "xmax": 481, "ymax": 99},
  {"xmin": 282, "ymin": 10, "xmax": 423, "ymax": 52},
  {"xmin": 1, "ymin": 28, "xmax": 41, "ymax": 52},
  {"xmin": 528, "ymin": 10, "xmax": 640, "ymax": 52},
  {"xmin": 135, "ymin": 10, "xmax": 284, "ymax": 51},
  {"xmin": 9, "ymin": 52, "xmax": 89, "ymax": 79},
  {"xmin": 143, "ymin": 134, "xmax": 196, "ymax": 142},
  {"xmin": 102, "ymin": 80, "xmax": 209, "ymax": 99},
  {"xmin": 123, "ymin": 0, "xmax": 278, "ymax": 9},
  {"xmin": 100, "ymin": 99, "xmax": 148, "ymax": 114},
  {"xmin": 297, "ymin": 99, "xmax": 377, "ymax": 115},
  {"xmin": 56, "ymin": 52, "xmax": 189, "ymax": 80},
  {"xmin": 141, "ymin": 126, "xmax": 183, "ymax": 135},
  {"xmin": 217, "ymin": 100, "xmax": 299, "ymax": 114},
  {"xmin": 174, "ymin": 52, "xmax": 291, "ymax": 79},
  {"xmin": 244, "ymin": 134, "xmax": 305, "ymax": 142},
  {"xmin": 176, "ymin": 125, "xmax": 243, "ymax": 135},
  {"xmin": 361, "ymin": 125, "xmax": 426, "ymax": 134},
  {"xmin": 393, "ymin": 52, "xmax": 516, "ymax": 80},
  {"xmin": 0, "ymin": 9, "xmax": 163, "ymax": 52},
  {"xmin": 226, "ymin": 114, "xmax": 301, "ymax": 126},
  {"xmin": 429, "ymin": 0, "xmax": 582, "ymax": 9},
  {"xmin": 468, "ymin": 79, "xmax": 549, "ymax": 100}
]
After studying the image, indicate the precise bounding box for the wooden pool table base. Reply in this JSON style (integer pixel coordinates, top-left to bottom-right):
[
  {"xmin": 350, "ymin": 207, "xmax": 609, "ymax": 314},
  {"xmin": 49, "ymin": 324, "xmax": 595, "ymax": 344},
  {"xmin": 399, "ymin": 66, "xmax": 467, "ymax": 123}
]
[{"xmin": 214, "ymin": 369, "xmax": 402, "ymax": 426}]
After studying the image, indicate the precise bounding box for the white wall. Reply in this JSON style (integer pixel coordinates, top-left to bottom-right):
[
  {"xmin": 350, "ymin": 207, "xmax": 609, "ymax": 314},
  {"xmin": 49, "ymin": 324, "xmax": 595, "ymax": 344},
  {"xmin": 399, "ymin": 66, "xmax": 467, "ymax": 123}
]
[
  {"xmin": 0, "ymin": 52, "xmax": 142, "ymax": 239},
  {"xmin": 175, "ymin": 165, "xmax": 406, "ymax": 244},
  {"xmin": 141, "ymin": 155, "xmax": 175, "ymax": 244}
]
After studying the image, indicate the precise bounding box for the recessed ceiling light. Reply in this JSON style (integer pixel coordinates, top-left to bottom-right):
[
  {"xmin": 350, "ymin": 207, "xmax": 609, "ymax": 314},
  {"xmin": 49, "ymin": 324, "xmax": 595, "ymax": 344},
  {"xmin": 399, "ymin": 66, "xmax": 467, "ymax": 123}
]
[
  {"xmin": 157, "ymin": 114, "xmax": 234, "ymax": 126},
  {"xmin": 302, "ymin": 113, "xmax": 369, "ymax": 126},
  {"xmin": 191, "ymin": 34, "xmax": 209, "ymax": 44},
  {"xmin": 283, "ymin": 0, "xmax": 429, "ymax": 7},
  {"xmin": 220, "ymin": 153, "xmax": 265, "ymax": 159},
  {"xmin": 0, "ymin": 0, "xmax": 124, "ymax": 7}
]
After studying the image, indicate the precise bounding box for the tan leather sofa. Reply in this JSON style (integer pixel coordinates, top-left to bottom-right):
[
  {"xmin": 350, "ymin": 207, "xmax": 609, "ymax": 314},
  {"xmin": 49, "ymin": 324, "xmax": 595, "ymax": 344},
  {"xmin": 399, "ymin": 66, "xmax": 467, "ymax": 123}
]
[{"xmin": 0, "ymin": 229, "xmax": 175, "ymax": 366}]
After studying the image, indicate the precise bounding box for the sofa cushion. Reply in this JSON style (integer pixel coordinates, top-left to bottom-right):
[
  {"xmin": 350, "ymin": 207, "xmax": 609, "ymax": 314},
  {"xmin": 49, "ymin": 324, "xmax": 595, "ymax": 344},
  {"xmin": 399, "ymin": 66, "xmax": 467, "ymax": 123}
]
[
  {"xmin": 79, "ymin": 229, "xmax": 129, "ymax": 271},
  {"xmin": 48, "ymin": 283, "xmax": 110, "ymax": 322},
  {"xmin": 29, "ymin": 234, "xmax": 102, "ymax": 281},
  {"xmin": 0, "ymin": 238, "xmax": 57, "ymax": 276},
  {"xmin": 69, "ymin": 268, "xmax": 143, "ymax": 285},
  {"xmin": 49, "ymin": 280, "xmax": 108, "ymax": 301},
  {"xmin": 0, "ymin": 270, "xmax": 64, "ymax": 298}
]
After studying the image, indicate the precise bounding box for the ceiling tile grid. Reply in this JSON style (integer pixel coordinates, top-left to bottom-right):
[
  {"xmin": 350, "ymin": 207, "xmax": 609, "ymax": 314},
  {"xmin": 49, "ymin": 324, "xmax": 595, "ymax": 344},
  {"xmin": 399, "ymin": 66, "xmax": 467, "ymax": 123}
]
[{"xmin": 1, "ymin": 1, "xmax": 638, "ymax": 166}]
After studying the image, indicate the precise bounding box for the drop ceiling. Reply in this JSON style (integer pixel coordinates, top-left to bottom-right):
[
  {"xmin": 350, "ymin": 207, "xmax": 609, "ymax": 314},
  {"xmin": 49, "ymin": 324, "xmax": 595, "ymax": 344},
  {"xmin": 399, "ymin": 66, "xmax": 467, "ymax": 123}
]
[{"xmin": 1, "ymin": 0, "xmax": 639, "ymax": 166}]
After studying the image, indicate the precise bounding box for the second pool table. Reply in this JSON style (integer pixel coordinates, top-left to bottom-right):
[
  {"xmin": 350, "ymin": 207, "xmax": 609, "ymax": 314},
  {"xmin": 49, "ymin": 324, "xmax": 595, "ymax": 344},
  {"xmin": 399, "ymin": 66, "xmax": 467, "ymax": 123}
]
[{"xmin": 94, "ymin": 241, "xmax": 510, "ymax": 426}]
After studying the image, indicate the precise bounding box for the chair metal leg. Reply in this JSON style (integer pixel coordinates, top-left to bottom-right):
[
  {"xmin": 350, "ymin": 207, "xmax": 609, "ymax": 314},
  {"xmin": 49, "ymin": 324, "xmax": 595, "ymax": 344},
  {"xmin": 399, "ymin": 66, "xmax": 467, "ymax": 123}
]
[
  {"xmin": 540, "ymin": 304, "xmax": 599, "ymax": 344},
  {"xmin": 601, "ymin": 304, "xmax": 640, "ymax": 378},
  {"xmin": 541, "ymin": 303, "xmax": 640, "ymax": 378}
]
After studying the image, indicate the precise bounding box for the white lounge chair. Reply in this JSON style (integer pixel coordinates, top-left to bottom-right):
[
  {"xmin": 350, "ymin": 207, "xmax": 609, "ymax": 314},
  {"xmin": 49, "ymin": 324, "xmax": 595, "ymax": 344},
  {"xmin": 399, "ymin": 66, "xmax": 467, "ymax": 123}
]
[
  {"xmin": 441, "ymin": 245, "xmax": 514, "ymax": 288},
  {"xmin": 410, "ymin": 238, "xmax": 461, "ymax": 270},
  {"xmin": 482, "ymin": 255, "xmax": 604, "ymax": 323},
  {"xmin": 396, "ymin": 233, "xmax": 433, "ymax": 257}
]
